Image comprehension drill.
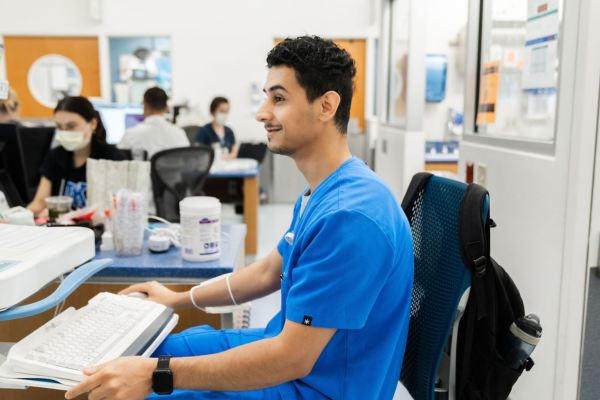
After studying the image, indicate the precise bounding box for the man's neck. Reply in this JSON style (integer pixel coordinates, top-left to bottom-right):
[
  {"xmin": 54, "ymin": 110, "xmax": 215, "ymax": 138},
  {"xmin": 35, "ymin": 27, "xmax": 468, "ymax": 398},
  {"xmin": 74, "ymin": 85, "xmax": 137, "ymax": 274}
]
[
  {"xmin": 292, "ymin": 133, "xmax": 352, "ymax": 193},
  {"xmin": 144, "ymin": 111, "xmax": 164, "ymax": 118}
]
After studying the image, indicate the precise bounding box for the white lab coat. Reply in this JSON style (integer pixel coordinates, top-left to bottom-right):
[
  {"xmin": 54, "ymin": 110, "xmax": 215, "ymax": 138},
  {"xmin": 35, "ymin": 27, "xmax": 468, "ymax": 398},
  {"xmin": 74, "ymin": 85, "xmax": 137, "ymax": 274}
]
[{"xmin": 117, "ymin": 115, "xmax": 190, "ymax": 159}]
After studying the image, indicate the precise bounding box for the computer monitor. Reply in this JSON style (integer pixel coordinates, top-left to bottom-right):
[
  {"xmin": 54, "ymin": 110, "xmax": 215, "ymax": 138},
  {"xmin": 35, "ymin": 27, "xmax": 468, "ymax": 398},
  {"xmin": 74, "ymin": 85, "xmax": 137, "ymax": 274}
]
[
  {"xmin": 19, "ymin": 127, "xmax": 55, "ymax": 199},
  {"xmin": 0, "ymin": 123, "xmax": 29, "ymax": 205},
  {"xmin": 93, "ymin": 102, "xmax": 144, "ymax": 144},
  {"xmin": 125, "ymin": 114, "xmax": 145, "ymax": 129}
]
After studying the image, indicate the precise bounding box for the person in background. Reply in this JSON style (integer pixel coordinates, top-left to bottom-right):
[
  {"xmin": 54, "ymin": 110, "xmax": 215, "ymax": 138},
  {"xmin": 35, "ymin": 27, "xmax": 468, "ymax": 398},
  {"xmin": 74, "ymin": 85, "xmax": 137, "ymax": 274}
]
[
  {"xmin": 118, "ymin": 87, "xmax": 189, "ymax": 159},
  {"xmin": 194, "ymin": 97, "xmax": 238, "ymax": 159},
  {"xmin": 27, "ymin": 97, "xmax": 124, "ymax": 218},
  {"xmin": 0, "ymin": 87, "xmax": 20, "ymax": 124}
]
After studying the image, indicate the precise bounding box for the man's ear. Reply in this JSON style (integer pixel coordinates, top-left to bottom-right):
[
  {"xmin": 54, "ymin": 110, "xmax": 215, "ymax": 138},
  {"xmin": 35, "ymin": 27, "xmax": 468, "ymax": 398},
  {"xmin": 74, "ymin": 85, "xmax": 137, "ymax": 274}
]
[{"xmin": 318, "ymin": 91, "xmax": 341, "ymax": 124}]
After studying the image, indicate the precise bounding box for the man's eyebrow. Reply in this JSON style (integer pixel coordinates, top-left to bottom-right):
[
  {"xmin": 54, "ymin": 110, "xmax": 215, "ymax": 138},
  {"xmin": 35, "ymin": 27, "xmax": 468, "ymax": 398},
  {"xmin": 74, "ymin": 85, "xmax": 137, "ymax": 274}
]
[{"xmin": 263, "ymin": 85, "xmax": 288, "ymax": 93}]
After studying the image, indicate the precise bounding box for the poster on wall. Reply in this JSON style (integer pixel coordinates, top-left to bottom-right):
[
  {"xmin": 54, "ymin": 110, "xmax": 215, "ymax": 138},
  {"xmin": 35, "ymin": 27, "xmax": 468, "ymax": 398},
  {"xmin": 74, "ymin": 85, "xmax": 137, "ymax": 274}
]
[
  {"xmin": 522, "ymin": 0, "xmax": 559, "ymax": 90},
  {"xmin": 477, "ymin": 61, "xmax": 500, "ymax": 125}
]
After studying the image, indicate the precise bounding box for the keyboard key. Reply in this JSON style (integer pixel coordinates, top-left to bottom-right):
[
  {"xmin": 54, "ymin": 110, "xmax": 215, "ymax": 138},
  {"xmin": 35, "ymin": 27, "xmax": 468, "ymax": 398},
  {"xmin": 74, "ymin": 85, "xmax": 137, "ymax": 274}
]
[
  {"xmin": 76, "ymin": 363, "xmax": 88, "ymax": 371},
  {"xmin": 58, "ymin": 357, "xmax": 73, "ymax": 368},
  {"xmin": 47, "ymin": 356, "xmax": 60, "ymax": 365},
  {"xmin": 95, "ymin": 333, "xmax": 121, "ymax": 354}
]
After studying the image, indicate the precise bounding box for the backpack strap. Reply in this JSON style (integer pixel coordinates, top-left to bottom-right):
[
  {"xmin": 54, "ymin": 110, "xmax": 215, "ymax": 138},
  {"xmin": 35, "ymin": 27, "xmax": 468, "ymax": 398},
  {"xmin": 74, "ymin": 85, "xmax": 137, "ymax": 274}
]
[
  {"xmin": 457, "ymin": 183, "xmax": 490, "ymax": 399},
  {"xmin": 458, "ymin": 183, "xmax": 490, "ymax": 320},
  {"xmin": 459, "ymin": 293, "xmax": 477, "ymax": 399},
  {"xmin": 401, "ymin": 172, "xmax": 433, "ymax": 217}
]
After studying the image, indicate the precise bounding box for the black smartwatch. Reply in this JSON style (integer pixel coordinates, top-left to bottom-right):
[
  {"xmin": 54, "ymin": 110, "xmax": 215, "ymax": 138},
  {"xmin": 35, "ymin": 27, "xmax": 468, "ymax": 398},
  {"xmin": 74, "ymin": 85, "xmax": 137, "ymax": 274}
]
[{"xmin": 152, "ymin": 356, "xmax": 173, "ymax": 395}]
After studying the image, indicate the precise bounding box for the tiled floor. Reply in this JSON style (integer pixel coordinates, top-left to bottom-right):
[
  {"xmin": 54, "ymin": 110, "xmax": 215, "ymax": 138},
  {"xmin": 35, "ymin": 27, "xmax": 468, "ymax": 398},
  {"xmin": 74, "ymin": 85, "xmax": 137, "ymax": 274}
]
[{"xmin": 237, "ymin": 203, "xmax": 412, "ymax": 399}]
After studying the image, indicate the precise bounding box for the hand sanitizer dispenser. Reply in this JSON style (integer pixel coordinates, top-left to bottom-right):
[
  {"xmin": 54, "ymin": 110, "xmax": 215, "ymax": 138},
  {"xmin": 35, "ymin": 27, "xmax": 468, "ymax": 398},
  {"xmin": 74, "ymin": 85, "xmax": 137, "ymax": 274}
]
[{"xmin": 425, "ymin": 54, "xmax": 447, "ymax": 102}]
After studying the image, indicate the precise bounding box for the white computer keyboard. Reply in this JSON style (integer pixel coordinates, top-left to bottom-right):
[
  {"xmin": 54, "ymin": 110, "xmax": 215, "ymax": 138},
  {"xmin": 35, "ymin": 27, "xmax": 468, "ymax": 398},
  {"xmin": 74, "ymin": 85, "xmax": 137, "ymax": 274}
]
[{"xmin": 2, "ymin": 292, "xmax": 178, "ymax": 384}]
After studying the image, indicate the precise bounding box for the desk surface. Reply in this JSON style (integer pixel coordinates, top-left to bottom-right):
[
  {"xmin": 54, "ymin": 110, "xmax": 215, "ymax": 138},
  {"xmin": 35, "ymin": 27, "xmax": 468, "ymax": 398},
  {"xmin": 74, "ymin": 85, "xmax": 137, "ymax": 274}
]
[
  {"xmin": 93, "ymin": 224, "xmax": 246, "ymax": 280},
  {"xmin": 208, "ymin": 166, "xmax": 259, "ymax": 178}
]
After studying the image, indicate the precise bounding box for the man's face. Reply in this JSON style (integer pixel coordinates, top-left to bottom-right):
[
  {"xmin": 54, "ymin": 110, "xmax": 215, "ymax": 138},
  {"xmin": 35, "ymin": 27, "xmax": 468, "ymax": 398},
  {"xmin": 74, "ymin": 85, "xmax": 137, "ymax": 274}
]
[{"xmin": 255, "ymin": 66, "xmax": 319, "ymax": 156}]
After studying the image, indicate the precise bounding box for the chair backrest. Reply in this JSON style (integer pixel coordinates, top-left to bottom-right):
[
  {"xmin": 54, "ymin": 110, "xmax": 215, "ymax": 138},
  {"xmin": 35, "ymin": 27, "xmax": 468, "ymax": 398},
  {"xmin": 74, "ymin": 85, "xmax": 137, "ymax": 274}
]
[
  {"xmin": 400, "ymin": 174, "xmax": 471, "ymax": 400},
  {"xmin": 120, "ymin": 148, "xmax": 148, "ymax": 161},
  {"xmin": 182, "ymin": 125, "xmax": 200, "ymax": 144},
  {"xmin": 238, "ymin": 142, "xmax": 268, "ymax": 164},
  {"xmin": 150, "ymin": 146, "xmax": 214, "ymax": 222},
  {"xmin": 0, "ymin": 123, "xmax": 29, "ymax": 204},
  {"xmin": 120, "ymin": 149, "xmax": 133, "ymax": 160},
  {"xmin": 19, "ymin": 127, "xmax": 55, "ymax": 200}
]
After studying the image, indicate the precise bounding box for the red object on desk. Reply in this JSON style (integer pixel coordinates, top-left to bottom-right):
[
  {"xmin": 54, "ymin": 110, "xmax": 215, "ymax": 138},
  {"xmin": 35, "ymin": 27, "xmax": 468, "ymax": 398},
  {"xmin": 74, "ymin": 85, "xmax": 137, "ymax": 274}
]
[{"xmin": 466, "ymin": 161, "xmax": 474, "ymax": 184}]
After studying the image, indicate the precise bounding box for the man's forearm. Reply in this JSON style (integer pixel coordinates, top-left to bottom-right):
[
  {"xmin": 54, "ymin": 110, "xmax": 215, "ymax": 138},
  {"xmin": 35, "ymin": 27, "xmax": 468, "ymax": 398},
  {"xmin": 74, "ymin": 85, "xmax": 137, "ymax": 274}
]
[
  {"xmin": 173, "ymin": 249, "xmax": 282, "ymax": 309},
  {"xmin": 170, "ymin": 336, "xmax": 306, "ymax": 391}
]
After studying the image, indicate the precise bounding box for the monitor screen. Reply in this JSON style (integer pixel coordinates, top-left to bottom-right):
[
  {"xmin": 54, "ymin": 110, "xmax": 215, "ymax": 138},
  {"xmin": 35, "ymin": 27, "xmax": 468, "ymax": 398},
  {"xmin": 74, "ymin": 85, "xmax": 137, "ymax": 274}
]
[
  {"xmin": 125, "ymin": 114, "xmax": 145, "ymax": 129},
  {"xmin": 93, "ymin": 102, "xmax": 144, "ymax": 144}
]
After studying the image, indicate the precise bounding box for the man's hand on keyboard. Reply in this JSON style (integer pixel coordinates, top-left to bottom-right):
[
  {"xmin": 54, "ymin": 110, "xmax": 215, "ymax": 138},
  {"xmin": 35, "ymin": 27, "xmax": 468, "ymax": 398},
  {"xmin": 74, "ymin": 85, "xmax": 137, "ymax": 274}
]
[
  {"xmin": 118, "ymin": 281, "xmax": 184, "ymax": 309},
  {"xmin": 65, "ymin": 356, "xmax": 155, "ymax": 400}
]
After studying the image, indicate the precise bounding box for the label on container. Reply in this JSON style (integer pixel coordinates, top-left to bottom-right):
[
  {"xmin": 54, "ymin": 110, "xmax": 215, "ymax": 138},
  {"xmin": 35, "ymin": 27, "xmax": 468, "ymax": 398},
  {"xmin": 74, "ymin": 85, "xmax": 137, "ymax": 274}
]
[{"xmin": 182, "ymin": 216, "xmax": 220, "ymax": 257}]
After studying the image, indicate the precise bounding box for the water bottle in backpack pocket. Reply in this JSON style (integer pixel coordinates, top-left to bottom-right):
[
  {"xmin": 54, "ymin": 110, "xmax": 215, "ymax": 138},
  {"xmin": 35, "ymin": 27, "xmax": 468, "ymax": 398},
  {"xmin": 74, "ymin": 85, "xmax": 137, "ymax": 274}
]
[{"xmin": 498, "ymin": 314, "xmax": 542, "ymax": 371}]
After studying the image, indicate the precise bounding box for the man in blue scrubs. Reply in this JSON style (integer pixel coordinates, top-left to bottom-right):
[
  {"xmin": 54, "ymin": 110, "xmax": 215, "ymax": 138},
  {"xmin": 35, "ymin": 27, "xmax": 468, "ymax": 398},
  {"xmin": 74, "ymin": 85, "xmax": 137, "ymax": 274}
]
[{"xmin": 66, "ymin": 36, "xmax": 414, "ymax": 400}]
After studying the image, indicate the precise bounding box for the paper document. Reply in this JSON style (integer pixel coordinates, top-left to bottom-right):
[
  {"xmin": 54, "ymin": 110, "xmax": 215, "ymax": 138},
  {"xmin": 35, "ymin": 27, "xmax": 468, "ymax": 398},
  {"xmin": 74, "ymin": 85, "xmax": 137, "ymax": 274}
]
[{"xmin": 522, "ymin": 0, "xmax": 559, "ymax": 90}]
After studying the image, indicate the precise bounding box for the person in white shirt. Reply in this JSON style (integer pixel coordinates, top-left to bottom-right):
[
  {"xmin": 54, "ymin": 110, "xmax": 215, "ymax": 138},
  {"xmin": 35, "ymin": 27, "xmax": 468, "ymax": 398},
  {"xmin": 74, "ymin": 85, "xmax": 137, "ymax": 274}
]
[{"xmin": 118, "ymin": 87, "xmax": 190, "ymax": 159}]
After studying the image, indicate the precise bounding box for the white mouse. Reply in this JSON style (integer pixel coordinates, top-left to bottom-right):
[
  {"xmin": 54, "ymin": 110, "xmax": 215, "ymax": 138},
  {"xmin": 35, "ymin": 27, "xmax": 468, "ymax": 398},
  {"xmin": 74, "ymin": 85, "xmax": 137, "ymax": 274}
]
[{"xmin": 126, "ymin": 292, "xmax": 149, "ymax": 300}]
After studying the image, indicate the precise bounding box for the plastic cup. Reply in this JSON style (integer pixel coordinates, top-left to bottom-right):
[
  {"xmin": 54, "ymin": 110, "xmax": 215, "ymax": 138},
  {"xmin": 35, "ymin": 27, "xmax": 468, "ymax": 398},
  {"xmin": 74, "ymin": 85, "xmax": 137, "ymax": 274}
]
[
  {"xmin": 111, "ymin": 190, "xmax": 146, "ymax": 257},
  {"xmin": 45, "ymin": 196, "xmax": 73, "ymax": 220}
]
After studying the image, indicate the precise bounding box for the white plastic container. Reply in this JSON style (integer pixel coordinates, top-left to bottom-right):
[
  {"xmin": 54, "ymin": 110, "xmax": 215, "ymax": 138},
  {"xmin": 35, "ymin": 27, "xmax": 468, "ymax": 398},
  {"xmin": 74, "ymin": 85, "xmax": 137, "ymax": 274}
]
[{"xmin": 180, "ymin": 196, "xmax": 221, "ymax": 262}]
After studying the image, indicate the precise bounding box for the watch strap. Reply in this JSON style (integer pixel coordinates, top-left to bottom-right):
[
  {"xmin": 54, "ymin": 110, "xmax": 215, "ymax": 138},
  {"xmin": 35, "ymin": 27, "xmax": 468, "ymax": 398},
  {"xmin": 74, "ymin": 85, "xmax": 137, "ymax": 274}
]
[{"xmin": 157, "ymin": 355, "xmax": 172, "ymax": 370}]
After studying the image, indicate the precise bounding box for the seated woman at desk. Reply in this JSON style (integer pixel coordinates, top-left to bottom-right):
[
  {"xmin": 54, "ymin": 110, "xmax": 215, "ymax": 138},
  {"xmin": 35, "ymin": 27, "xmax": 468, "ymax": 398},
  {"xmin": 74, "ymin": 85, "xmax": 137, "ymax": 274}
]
[
  {"xmin": 27, "ymin": 96, "xmax": 124, "ymax": 217},
  {"xmin": 0, "ymin": 87, "xmax": 21, "ymax": 124},
  {"xmin": 194, "ymin": 97, "xmax": 238, "ymax": 159}
]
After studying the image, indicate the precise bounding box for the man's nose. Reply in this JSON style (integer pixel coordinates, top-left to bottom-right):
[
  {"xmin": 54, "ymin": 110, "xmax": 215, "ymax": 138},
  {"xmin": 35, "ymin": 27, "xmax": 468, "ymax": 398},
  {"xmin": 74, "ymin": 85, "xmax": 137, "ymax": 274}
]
[{"xmin": 255, "ymin": 100, "xmax": 271, "ymax": 122}]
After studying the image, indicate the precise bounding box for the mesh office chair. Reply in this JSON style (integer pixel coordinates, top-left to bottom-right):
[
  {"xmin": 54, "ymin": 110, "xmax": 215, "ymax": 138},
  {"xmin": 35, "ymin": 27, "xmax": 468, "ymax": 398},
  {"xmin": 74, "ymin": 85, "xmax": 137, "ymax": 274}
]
[
  {"xmin": 400, "ymin": 173, "xmax": 484, "ymax": 400},
  {"xmin": 151, "ymin": 146, "xmax": 214, "ymax": 222}
]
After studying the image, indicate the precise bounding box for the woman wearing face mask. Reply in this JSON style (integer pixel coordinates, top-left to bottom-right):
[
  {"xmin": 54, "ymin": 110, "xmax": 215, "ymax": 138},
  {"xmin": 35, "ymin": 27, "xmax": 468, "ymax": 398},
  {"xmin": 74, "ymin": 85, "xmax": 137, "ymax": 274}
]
[
  {"xmin": 27, "ymin": 96, "xmax": 124, "ymax": 218},
  {"xmin": 194, "ymin": 96, "xmax": 238, "ymax": 159}
]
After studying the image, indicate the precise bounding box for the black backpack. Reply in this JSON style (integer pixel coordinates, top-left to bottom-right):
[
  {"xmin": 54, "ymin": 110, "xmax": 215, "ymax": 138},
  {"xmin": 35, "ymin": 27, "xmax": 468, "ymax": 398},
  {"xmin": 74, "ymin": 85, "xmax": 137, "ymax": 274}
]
[
  {"xmin": 456, "ymin": 181, "xmax": 534, "ymax": 400},
  {"xmin": 400, "ymin": 172, "xmax": 533, "ymax": 400}
]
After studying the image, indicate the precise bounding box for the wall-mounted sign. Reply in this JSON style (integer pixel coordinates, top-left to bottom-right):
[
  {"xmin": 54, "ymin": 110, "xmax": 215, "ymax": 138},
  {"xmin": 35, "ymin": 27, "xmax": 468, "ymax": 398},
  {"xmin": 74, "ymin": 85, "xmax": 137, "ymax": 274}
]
[{"xmin": 477, "ymin": 61, "xmax": 500, "ymax": 125}]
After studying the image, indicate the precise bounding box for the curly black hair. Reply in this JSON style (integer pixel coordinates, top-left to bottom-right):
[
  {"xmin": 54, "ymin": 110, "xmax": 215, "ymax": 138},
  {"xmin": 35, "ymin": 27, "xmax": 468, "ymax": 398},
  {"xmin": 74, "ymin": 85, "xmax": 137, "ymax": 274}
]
[{"xmin": 266, "ymin": 36, "xmax": 357, "ymax": 134}]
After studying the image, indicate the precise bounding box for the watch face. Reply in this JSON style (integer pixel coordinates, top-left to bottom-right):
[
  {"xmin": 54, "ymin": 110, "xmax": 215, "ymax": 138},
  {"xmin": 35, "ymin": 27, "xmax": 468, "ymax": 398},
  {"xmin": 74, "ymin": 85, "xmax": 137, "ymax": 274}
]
[{"xmin": 152, "ymin": 370, "xmax": 173, "ymax": 394}]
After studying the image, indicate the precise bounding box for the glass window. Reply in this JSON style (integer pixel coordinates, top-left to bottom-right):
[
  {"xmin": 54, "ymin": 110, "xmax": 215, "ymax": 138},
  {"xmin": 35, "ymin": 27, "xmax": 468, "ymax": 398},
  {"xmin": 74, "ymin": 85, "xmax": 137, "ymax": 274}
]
[
  {"xmin": 386, "ymin": 0, "xmax": 410, "ymax": 126},
  {"xmin": 475, "ymin": 0, "xmax": 561, "ymax": 142},
  {"xmin": 109, "ymin": 37, "xmax": 172, "ymax": 104}
]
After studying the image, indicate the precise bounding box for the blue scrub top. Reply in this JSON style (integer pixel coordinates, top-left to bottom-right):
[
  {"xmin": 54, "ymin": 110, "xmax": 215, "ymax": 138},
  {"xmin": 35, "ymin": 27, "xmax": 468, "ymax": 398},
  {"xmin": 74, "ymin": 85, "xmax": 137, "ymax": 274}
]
[
  {"xmin": 194, "ymin": 123, "xmax": 235, "ymax": 152},
  {"xmin": 264, "ymin": 157, "xmax": 414, "ymax": 399}
]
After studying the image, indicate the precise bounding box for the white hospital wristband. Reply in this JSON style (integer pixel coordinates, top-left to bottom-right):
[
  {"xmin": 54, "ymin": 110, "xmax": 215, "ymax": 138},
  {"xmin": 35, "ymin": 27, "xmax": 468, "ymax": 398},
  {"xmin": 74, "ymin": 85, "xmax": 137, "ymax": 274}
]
[
  {"xmin": 226, "ymin": 274, "xmax": 239, "ymax": 306},
  {"xmin": 190, "ymin": 285, "xmax": 205, "ymax": 311}
]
